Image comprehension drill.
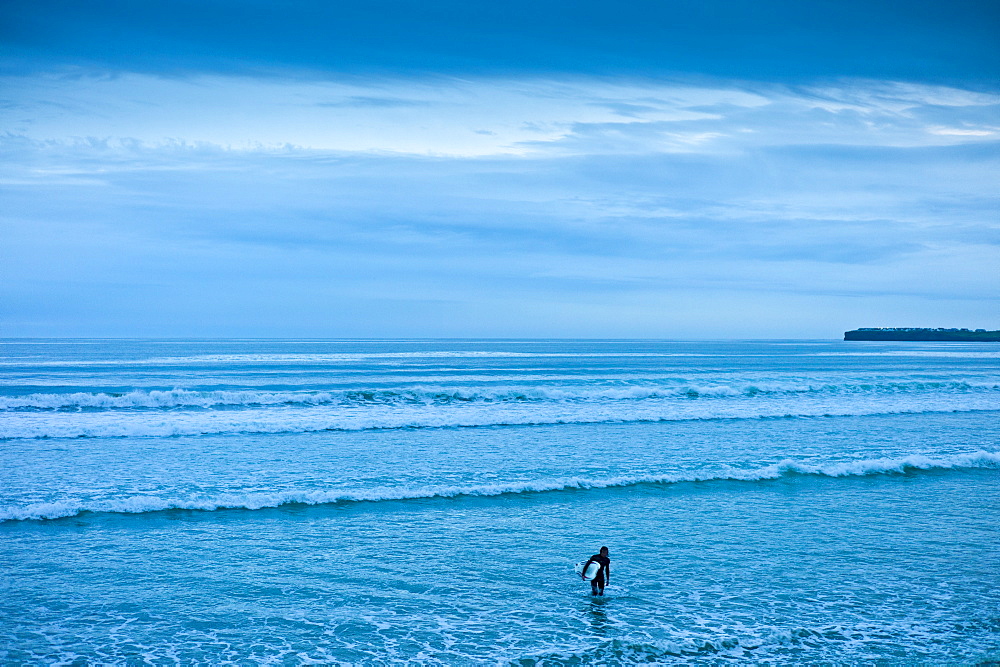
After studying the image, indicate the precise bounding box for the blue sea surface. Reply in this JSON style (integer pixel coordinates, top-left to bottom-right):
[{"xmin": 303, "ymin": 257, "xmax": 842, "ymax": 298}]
[{"xmin": 2, "ymin": 339, "xmax": 999, "ymax": 663}]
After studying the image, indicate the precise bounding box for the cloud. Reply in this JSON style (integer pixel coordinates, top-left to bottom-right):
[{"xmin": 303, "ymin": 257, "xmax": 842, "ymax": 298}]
[
  {"xmin": 1, "ymin": 72, "xmax": 998, "ymax": 336},
  {"xmin": 316, "ymin": 96, "xmax": 433, "ymax": 109},
  {"xmin": 3, "ymin": 73, "xmax": 998, "ymax": 158}
]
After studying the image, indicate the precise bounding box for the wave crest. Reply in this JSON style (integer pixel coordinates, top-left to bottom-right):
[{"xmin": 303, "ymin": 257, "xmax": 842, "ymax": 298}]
[
  {"xmin": 4, "ymin": 451, "xmax": 997, "ymax": 523},
  {"xmin": 2, "ymin": 380, "xmax": 995, "ymax": 411}
]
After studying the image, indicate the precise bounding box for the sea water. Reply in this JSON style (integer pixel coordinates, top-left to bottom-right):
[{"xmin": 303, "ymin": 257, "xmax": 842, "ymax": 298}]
[{"xmin": 1, "ymin": 339, "xmax": 998, "ymax": 664}]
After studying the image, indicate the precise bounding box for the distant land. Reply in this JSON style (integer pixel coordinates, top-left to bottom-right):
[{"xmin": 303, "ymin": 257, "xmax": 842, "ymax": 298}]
[{"xmin": 844, "ymin": 328, "xmax": 1000, "ymax": 341}]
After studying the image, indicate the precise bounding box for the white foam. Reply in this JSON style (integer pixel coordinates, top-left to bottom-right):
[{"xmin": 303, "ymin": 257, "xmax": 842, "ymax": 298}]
[
  {"xmin": 0, "ymin": 351, "xmax": 712, "ymax": 367},
  {"xmin": 816, "ymin": 351, "xmax": 1000, "ymax": 359},
  {"xmin": 3, "ymin": 450, "xmax": 997, "ymax": 522},
  {"xmin": 0, "ymin": 388, "xmax": 341, "ymax": 410},
  {"xmin": 2, "ymin": 380, "xmax": 995, "ymax": 411},
  {"xmin": 3, "ymin": 387, "xmax": 999, "ymax": 439}
]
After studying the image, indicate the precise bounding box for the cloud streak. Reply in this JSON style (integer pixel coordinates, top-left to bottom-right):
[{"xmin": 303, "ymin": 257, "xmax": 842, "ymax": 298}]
[{"xmin": 5, "ymin": 74, "xmax": 998, "ymax": 157}]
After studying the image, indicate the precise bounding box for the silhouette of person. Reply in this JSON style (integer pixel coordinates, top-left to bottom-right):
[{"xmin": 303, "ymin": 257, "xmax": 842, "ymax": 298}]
[{"xmin": 581, "ymin": 546, "xmax": 610, "ymax": 595}]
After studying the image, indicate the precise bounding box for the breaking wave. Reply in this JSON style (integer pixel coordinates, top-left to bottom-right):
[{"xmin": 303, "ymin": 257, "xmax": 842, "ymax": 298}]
[
  {"xmin": 2, "ymin": 380, "xmax": 996, "ymax": 411},
  {"xmin": 4, "ymin": 451, "xmax": 998, "ymax": 522},
  {"xmin": 2, "ymin": 400, "xmax": 997, "ymax": 440}
]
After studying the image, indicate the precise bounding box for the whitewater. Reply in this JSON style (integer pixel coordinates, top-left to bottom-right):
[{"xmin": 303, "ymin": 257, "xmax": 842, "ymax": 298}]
[{"xmin": 2, "ymin": 338, "xmax": 999, "ymax": 663}]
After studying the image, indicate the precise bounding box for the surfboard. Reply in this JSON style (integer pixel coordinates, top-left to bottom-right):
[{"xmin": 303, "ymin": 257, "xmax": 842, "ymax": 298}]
[{"xmin": 574, "ymin": 561, "xmax": 601, "ymax": 581}]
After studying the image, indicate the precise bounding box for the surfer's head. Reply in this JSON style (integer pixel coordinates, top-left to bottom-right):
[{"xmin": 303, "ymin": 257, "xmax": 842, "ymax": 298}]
[{"xmin": 600, "ymin": 546, "xmax": 609, "ymax": 556}]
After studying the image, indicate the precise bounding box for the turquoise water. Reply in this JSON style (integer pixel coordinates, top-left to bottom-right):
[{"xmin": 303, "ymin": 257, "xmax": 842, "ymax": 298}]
[{"xmin": 2, "ymin": 339, "xmax": 999, "ymax": 663}]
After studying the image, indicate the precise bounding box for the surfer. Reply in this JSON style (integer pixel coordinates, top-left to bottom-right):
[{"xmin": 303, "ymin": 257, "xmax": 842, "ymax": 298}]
[{"xmin": 581, "ymin": 546, "xmax": 610, "ymax": 595}]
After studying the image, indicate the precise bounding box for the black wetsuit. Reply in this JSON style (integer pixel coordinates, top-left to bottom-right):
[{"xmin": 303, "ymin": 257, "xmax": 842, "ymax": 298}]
[{"xmin": 582, "ymin": 554, "xmax": 610, "ymax": 595}]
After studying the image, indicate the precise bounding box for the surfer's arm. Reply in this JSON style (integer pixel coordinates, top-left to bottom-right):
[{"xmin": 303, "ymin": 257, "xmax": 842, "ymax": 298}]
[
  {"xmin": 604, "ymin": 561, "xmax": 610, "ymax": 583},
  {"xmin": 581, "ymin": 557, "xmax": 594, "ymax": 578}
]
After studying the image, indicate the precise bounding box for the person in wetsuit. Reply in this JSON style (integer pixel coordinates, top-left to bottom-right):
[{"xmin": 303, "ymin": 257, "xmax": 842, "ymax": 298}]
[{"xmin": 581, "ymin": 546, "xmax": 610, "ymax": 595}]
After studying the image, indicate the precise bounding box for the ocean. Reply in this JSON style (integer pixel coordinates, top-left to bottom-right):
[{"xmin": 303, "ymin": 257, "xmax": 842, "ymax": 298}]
[{"xmin": 1, "ymin": 338, "xmax": 998, "ymax": 664}]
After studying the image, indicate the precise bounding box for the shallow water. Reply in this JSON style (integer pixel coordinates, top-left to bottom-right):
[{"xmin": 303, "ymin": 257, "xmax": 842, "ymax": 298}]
[{"xmin": 2, "ymin": 339, "xmax": 998, "ymax": 663}]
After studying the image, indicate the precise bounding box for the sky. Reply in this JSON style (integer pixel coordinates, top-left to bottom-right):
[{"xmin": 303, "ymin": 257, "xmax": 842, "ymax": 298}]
[{"xmin": 2, "ymin": 0, "xmax": 999, "ymax": 338}]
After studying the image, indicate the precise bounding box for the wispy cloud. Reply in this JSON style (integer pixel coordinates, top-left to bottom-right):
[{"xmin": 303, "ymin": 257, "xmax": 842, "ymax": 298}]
[
  {"xmin": 1, "ymin": 71, "xmax": 997, "ymax": 336},
  {"xmin": 4, "ymin": 73, "xmax": 998, "ymax": 156}
]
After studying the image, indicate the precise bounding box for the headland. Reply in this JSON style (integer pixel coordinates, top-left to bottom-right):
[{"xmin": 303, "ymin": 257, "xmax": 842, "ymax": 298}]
[{"xmin": 844, "ymin": 328, "xmax": 1000, "ymax": 341}]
